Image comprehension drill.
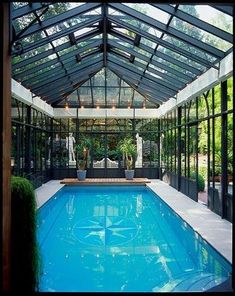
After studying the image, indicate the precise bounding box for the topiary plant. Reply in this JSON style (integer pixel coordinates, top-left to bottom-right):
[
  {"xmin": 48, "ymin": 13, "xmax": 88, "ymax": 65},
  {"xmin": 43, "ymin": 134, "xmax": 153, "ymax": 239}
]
[
  {"xmin": 11, "ymin": 176, "xmax": 40, "ymax": 292},
  {"xmin": 190, "ymin": 172, "xmax": 205, "ymax": 192}
]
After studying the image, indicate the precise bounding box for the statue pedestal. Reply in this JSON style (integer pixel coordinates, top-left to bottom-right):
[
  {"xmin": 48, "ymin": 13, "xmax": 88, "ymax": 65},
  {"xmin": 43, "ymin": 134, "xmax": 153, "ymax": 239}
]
[
  {"xmin": 68, "ymin": 160, "xmax": 76, "ymax": 168},
  {"xmin": 135, "ymin": 158, "xmax": 143, "ymax": 168}
]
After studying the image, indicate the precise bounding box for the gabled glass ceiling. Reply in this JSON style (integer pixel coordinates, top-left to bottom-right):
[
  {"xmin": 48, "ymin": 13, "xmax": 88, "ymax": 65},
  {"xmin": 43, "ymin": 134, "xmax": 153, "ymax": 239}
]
[
  {"xmin": 11, "ymin": 2, "xmax": 233, "ymax": 108},
  {"xmin": 58, "ymin": 68, "xmax": 156, "ymax": 108}
]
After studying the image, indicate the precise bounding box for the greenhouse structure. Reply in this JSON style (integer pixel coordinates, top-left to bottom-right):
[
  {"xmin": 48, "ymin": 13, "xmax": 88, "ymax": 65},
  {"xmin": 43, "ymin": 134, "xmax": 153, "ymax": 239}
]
[{"xmin": 1, "ymin": 2, "xmax": 234, "ymax": 293}]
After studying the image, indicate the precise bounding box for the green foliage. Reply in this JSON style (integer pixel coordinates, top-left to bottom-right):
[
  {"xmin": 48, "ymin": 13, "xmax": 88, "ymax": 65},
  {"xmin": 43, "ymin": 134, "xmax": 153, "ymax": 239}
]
[
  {"xmin": 190, "ymin": 172, "xmax": 205, "ymax": 192},
  {"xmin": 162, "ymin": 5, "xmax": 207, "ymax": 70},
  {"xmin": 203, "ymin": 13, "xmax": 232, "ymax": 51},
  {"xmin": 197, "ymin": 79, "xmax": 233, "ymax": 176},
  {"xmin": 162, "ymin": 130, "xmax": 176, "ymax": 155},
  {"xmin": 198, "ymin": 166, "xmax": 207, "ymax": 180},
  {"xmin": 198, "ymin": 121, "xmax": 208, "ymax": 154},
  {"xmin": 108, "ymin": 149, "xmax": 121, "ymax": 160},
  {"xmin": 75, "ymin": 136, "xmax": 92, "ymax": 170},
  {"xmin": 11, "ymin": 176, "xmax": 40, "ymax": 292},
  {"xmin": 124, "ymin": 4, "xmax": 149, "ymax": 39},
  {"xmin": 118, "ymin": 137, "xmax": 137, "ymax": 170},
  {"xmin": 94, "ymin": 146, "xmax": 105, "ymax": 160}
]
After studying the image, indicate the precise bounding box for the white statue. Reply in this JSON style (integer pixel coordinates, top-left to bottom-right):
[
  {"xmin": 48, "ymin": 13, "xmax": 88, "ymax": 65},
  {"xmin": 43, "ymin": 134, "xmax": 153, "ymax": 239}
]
[
  {"xmin": 135, "ymin": 133, "xmax": 143, "ymax": 168},
  {"xmin": 66, "ymin": 133, "xmax": 76, "ymax": 161}
]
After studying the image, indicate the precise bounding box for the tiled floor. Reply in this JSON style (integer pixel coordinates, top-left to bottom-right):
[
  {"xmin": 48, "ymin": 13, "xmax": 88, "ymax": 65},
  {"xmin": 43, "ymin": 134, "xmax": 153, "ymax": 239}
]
[{"xmin": 35, "ymin": 179, "xmax": 232, "ymax": 264}]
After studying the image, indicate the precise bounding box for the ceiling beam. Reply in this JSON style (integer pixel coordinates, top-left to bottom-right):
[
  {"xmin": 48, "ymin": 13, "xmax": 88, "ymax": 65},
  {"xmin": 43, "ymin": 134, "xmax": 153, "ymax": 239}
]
[
  {"xmin": 14, "ymin": 3, "xmax": 102, "ymax": 40},
  {"xmin": 108, "ymin": 56, "xmax": 175, "ymax": 97},
  {"xmin": 12, "ymin": 3, "xmax": 50, "ymax": 19},
  {"xmin": 108, "ymin": 38, "xmax": 193, "ymax": 82},
  {"xmin": 108, "ymin": 3, "xmax": 224, "ymax": 59},
  {"xmin": 132, "ymin": 59, "xmax": 184, "ymax": 89},
  {"xmin": 31, "ymin": 57, "xmax": 103, "ymax": 92},
  {"xmin": 110, "ymin": 47, "xmax": 184, "ymax": 89},
  {"xmin": 14, "ymin": 17, "xmax": 101, "ymax": 56},
  {"xmin": 210, "ymin": 5, "xmax": 233, "ymax": 16},
  {"xmin": 20, "ymin": 40, "xmax": 102, "ymax": 84},
  {"xmin": 118, "ymin": 74, "xmax": 164, "ymax": 105},
  {"xmin": 102, "ymin": 3, "xmax": 108, "ymax": 67},
  {"xmin": 48, "ymin": 79, "xmax": 89, "ymax": 104},
  {"xmin": 108, "ymin": 14, "xmax": 218, "ymax": 69},
  {"xmin": 108, "ymin": 59, "xmax": 173, "ymax": 99},
  {"xmin": 20, "ymin": 52, "xmax": 102, "ymax": 88},
  {"xmin": 39, "ymin": 64, "xmax": 103, "ymax": 102},
  {"xmin": 12, "ymin": 30, "xmax": 101, "ymax": 69},
  {"xmin": 109, "ymin": 29, "xmax": 202, "ymax": 76},
  {"xmin": 152, "ymin": 4, "xmax": 233, "ymax": 43}
]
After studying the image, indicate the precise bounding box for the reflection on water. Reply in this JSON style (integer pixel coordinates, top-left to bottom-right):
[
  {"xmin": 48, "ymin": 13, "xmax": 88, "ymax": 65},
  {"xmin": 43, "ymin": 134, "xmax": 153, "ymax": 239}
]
[
  {"xmin": 37, "ymin": 186, "xmax": 231, "ymax": 292},
  {"xmin": 66, "ymin": 195, "xmax": 76, "ymax": 220}
]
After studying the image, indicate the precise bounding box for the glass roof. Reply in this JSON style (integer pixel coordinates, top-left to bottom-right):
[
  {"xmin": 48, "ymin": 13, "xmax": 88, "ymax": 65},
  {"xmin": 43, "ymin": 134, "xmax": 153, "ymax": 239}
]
[
  {"xmin": 57, "ymin": 68, "xmax": 156, "ymax": 108},
  {"xmin": 11, "ymin": 2, "xmax": 233, "ymax": 108}
]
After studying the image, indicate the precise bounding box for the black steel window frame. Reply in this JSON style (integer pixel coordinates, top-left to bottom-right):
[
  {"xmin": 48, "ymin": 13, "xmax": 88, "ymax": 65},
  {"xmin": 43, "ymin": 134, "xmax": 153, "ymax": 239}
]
[{"xmin": 159, "ymin": 77, "xmax": 233, "ymax": 222}]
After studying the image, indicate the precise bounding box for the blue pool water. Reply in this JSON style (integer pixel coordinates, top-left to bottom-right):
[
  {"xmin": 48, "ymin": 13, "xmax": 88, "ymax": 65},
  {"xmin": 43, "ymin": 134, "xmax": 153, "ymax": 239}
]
[{"xmin": 37, "ymin": 185, "xmax": 231, "ymax": 292}]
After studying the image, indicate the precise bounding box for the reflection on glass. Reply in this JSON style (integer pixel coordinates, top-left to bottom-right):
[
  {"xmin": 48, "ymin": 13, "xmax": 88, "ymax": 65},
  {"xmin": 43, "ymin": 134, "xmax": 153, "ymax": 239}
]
[
  {"xmin": 164, "ymin": 35, "xmax": 217, "ymax": 63},
  {"xmin": 169, "ymin": 17, "xmax": 232, "ymax": 52},
  {"xmin": 178, "ymin": 5, "xmax": 233, "ymax": 34}
]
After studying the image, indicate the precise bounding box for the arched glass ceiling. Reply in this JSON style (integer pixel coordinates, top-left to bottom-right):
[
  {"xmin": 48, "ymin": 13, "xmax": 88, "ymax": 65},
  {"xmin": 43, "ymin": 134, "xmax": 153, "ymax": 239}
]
[{"xmin": 11, "ymin": 2, "xmax": 233, "ymax": 108}]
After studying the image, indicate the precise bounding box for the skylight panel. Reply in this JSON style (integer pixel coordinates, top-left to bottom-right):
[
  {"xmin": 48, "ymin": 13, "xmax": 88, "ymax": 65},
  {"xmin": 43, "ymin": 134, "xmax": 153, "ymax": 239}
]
[{"xmin": 178, "ymin": 5, "xmax": 233, "ymax": 34}]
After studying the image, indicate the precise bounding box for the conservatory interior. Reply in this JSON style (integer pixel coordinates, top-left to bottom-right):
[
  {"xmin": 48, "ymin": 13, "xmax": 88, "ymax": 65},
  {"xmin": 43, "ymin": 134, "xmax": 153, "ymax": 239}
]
[{"xmin": 1, "ymin": 2, "xmax": 234, "ymax": 293}]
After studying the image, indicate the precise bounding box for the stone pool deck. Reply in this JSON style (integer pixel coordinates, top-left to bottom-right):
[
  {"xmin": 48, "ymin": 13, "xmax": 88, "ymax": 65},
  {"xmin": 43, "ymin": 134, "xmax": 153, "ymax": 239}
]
[
  {"xmin": 147, "ymin": 180, "xmax": 232, "ymax": 264},
  {"xmin": 35, "ymin": 179, "xmax": 232, "ymax": 264},
  {"xmin": 35, "ymin": 180, "xmax": 64, "ymax": 209}
]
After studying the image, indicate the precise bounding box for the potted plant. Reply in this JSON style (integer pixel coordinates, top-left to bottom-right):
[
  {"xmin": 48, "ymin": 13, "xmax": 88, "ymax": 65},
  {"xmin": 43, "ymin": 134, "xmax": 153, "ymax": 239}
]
[
  {"xmin": 75, "ymin": 136, "xmax": 91, "ymax": 181},
  {"xmin": 118, "ymin": 137, "xmax": 137, "ymax": 180}
]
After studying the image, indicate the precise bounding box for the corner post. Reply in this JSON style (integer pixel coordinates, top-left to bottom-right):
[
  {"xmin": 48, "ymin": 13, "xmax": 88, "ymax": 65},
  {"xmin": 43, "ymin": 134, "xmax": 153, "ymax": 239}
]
[{"xmin": 1, "ymin": 2, "xmax": 12, "ymax": 292}]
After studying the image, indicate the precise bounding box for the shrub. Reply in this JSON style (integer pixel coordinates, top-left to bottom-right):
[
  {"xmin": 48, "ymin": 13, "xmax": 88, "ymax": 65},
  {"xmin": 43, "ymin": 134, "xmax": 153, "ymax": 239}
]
[
  {"xmin": 11, "ymin": 176, "xmax": 40, "ymax": 292},
  {"xmin": 190, "ymin": 172, "xmax": 205, "ymax": 192},
  {"xmin": 198, "ymin": 166, "xmax": 207, "ymax": 180}
]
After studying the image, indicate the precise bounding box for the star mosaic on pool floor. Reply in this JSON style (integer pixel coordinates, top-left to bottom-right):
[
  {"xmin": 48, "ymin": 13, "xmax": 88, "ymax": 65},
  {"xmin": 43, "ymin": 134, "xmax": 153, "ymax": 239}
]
[{"xmin": 72, "ymin": 216, "xmax": 138, "ymax": 246}]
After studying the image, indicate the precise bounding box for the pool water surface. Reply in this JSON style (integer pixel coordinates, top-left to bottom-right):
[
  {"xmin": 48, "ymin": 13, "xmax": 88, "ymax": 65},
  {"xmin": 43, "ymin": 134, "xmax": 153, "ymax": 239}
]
[{"xmin": 37, "ymin": 185, "xmax": 231, "ymax": 292}]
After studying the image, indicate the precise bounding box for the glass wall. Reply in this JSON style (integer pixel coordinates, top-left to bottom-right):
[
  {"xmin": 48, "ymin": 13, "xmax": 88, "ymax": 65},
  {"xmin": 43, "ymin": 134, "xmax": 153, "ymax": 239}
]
[
  {"xmin": 51, "ymin": 117, "xmax": 159, "ymax": 170},
  {"xmin": 11, "ymin": 98, "xmax": 160, "ymax": 185},
  {"xmin": 11, "ymin": 98, "xmax": 51, "ymax": 187},
  {"xmin": 160, "ymin": 77, "xmax": 233, "ymax": 221}
]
